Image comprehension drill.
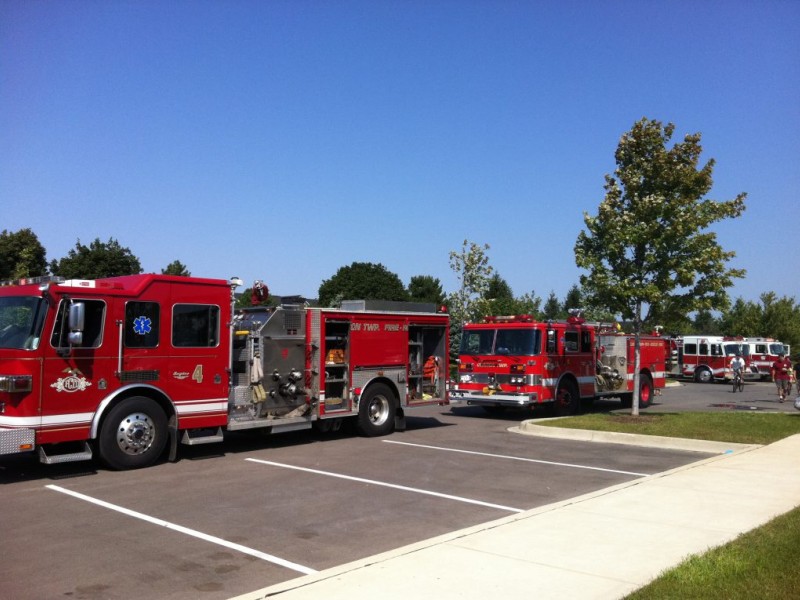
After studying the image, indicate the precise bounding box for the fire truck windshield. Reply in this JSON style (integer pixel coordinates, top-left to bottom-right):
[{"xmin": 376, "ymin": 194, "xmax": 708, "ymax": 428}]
[
  {"xmin": 724, "ymin": 343, "xmax": 749, "ymax": 357},
  {"xmin": 0, "ymin": 296, "xmax": 46, "ymax": 350},
  {"xmin": 460, "ymin": 328, "xmax": 540, "ymax": 356},
  {"xmin": 770, "ymin": 343, "xmax": 787, "ymax": 355}
]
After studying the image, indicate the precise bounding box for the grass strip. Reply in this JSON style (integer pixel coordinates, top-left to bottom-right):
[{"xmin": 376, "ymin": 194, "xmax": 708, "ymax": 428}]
[
  {"xmin": 624, "ymin": 506, "xmax": 800, "ymax": 600},
  {"xmin": 537, "ymin": 412, "xmax": 800, "ymax": 445}
]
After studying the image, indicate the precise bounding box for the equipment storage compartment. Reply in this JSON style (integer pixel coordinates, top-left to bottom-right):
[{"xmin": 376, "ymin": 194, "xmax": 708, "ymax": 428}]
[
  {"xmin": 408, "ymin": 325, "xmax": 446, "ymax": 403},
  {"xmin": 323, "ymin": 320, "xmax": 350, "ymax": 410}
]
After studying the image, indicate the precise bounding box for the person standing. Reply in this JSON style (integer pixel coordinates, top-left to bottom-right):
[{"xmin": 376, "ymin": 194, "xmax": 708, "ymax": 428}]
[
  {"xmin": 794, "ymin": 355, "xmax": 800, "ymax": 396},
  {"xmin": 770, "ymin": 352, "xmax": 793, "ymax": 402}
]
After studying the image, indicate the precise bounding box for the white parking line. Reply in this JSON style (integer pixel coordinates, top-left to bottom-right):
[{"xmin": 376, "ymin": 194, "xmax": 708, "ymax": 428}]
[
  {"xmin": 245, "ymin": 458, "xmax": 525, "ymax": 513},
  {"xmin": 382, "ymin": 440, "xmax": 651, "ymax": 477},
  {"xmin": 45, "ymin": 484, "xmax": 317, "ymax": 575}
]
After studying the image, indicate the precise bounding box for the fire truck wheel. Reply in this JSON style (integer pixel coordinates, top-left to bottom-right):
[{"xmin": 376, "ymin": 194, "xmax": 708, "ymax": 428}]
[
  {"xmin": 638, "ymin": 374, "xmax": 654, "ymax": 408},
  {"xmin": 695, "ymin": 367, "xmax": 713, "ymax": 384},
  {"xmin": 357, "ymin": 383, "xmax": 396, "ymax": 437},
  {"xmin": 554, "ymin": 380, "xmax": 579, "ymax": 416},
  {"xmin": 98, "ymin": 397, "xmax": 168, "ymax": 470}
]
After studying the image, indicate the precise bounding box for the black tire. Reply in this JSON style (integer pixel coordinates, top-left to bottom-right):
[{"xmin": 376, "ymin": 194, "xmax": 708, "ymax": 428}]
[
  {"xmin": 357, "ymin": 383, "xmax": 396, "ymax": 437},
  {"xmin": 98, "ymin": 396, "xmax": 168, "ymax": 470},
  {"xmin": 695, "ymin": 367, "xmax": 713, "ymax": 384},
  {"xmin": 638, "ymin": 374, "xmax": 654, "ymax": 408},
  {"xmin": 554, "ymin": 379, "xmax": 579, "ymax": 416}
]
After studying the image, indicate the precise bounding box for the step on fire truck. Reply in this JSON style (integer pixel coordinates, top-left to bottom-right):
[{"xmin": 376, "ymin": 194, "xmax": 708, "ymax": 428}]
[
  {"xmin": 666, "ymin": 335, "xmax": 760, "ymax": 383},
  {"xmin": 0, "ymin": 275, "xmax": 449, "ymax": 470},
  {"xmin": 450, "ymin": 312, "xmax": 666, "ymax": 415}
]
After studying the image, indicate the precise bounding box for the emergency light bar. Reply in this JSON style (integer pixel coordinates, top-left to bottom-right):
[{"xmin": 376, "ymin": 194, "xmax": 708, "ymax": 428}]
[
  {"xmin": 0, "ymin": 275, "xmax": 64, "ymax": 287},
  {"xmin": 483, "ymin": 315, "xmax": 534, "ymax": 323}
]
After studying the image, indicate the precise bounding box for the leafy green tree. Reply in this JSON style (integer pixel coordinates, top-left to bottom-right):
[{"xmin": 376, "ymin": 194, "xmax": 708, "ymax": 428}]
[
  {"xmin": 563, "ymin": 285, "xmax": 583, "ymax": 314},
  {"xmin": 407, "ymin": 275, "xmax": 446, "ymax": 305},
  {"xmin": 483, "ymin": 274, "xmax": 516, "ymax": 316},
  {"xmin": 504, "ymin": 290, "xmax": 542, "ymax": 319},
  {"xmin": 718, "ymin": 298, "xmax": 763, "ymax": 337},
  {"xmin": 0, "ymin": 228, "xmax": 48, "ymax": 280},
  {"xmin": 161, "ymin": 260, "xmax": 191, "ymax": 276},
  {"xmin": 485, "ymin": 274, "xmax": 513, "ymax": 301},
  {"xmin": 448, "ymin": 240, "xmax": 493, "ymax": 325},
  {"xmin": 448, "ymin": 240, "xmax": 494, "ymax": 362},
  {"xmin": 575, "ymin": 117, "xmax": 746, "ymax": 414},
  {"xmin": 50, "ymin": 237, "xmax": 143, "ymax": 279},
  {"xmin": 318, "ymin": 262, "xmax": 407, "ymax": 307},
  {"xmin": 716, "ymin": 293, "xmax": 799, "ymax": 349},
  {"xmin": 647, "ymin": 296, "xmax": 694, "ymax": 335},
  {"xmin": 759, "ymin": 293, "xmax": 800, "ymax": 350},
  {"xmin": 691, "ymin": 310, "xmax": 722, "ymax": 335},
  {"xmin": 542, "ymin": 291, "xmax": 562, "ymax": 320}
]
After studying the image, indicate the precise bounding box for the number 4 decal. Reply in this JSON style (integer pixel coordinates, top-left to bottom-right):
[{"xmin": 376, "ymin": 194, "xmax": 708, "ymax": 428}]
[{"xmin": 192, "ymin": 364, "xmax": 203, "ymax": 384}]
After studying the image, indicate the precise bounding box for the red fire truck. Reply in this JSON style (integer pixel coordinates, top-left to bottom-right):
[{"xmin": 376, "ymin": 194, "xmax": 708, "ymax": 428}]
[
  {"xmin": 668, "ymin": 335, "xmax": 759, "ymax": 383},
  {"xmin": 744, "ymin": 337, "xmax": 791, "ymax": 381},
  {"xmin": 450, "ymin": 312, "xmax": 666, "ymax": 415},
  {"xmin": 0, "ymin": 275, "xmax": 449, "ymax": 469}
]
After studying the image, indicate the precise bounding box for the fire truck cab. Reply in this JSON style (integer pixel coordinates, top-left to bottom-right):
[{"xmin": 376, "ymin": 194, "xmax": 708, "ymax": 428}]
[
  {"xmin": 0, "ymin": 275, "xmax": 449, "ymax": 470},
  {"xmin": 744, "ymin": 337, "xmax": 791, "ymax": 381},
  {"xmin": 451, "ymin": 313, "xmax": 665, "ymax": 415}
]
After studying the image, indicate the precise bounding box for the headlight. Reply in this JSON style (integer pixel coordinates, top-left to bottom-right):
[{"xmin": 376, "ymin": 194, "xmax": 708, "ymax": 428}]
[{"xmin": 0, "ymin": 374, "xmax": 33, "ymax": 393}]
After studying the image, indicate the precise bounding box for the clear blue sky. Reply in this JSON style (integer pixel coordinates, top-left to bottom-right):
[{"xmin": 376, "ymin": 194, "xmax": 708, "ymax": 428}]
[{"xmin": 2, "ymin": 1, "xmax": 798, "ymax": 305}]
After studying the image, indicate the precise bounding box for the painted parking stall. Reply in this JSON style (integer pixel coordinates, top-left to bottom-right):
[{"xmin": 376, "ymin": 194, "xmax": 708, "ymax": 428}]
[{"xmin": 1, "ymin": 403, "xmax": 712, "ymax": 599}]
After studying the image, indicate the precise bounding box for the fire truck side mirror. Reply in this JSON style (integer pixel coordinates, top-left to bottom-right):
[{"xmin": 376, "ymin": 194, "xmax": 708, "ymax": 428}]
[
  {"xmin": 546, "ymin": 328, "xmax": 556, "ymax": 354},
  {"xmin": 68, "ymin": 302, "xmax": 85, "ymax": 346}
]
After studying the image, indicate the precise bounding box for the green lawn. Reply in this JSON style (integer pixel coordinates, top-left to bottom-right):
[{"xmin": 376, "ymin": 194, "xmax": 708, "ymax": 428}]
[
  {"xmin": 538, "ymin": 411, "xmax": 800, "ymax": 599},
  {"xmin": 538, "ymin": 411, "xmax": 800, "ymax": 445},
  {"xmin": 624, "ymin": 506, "xmax": 800, "ymax": 600}
]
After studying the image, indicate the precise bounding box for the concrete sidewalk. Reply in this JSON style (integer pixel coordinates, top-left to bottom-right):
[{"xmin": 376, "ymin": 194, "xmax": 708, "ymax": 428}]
[{"xmin": 233, "ymin": 428, "xmax": 800, "ymax": 600}]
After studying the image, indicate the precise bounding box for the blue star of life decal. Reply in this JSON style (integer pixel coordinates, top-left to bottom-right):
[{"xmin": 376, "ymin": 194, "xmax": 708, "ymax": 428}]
[{"xmin": 133, "ymin": 316, "xmax": 152, "ymax": 336}]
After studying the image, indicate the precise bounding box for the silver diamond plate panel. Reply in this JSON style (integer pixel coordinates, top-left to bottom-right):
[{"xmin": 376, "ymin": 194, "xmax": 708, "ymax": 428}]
[
  {"xmin": 0, "ymin": 427, "xmax": 36, "ymax": 455},
  {"xmin": 352, "ymin": 368, "xmax": 405, "ymax": 395},
  {"xmin": 309, "ymin": 309, "xmax": 321, "ymax": 396},
  {"xmin": 231, "ymin": 385, "xmax": 252, "ymax": 406}
]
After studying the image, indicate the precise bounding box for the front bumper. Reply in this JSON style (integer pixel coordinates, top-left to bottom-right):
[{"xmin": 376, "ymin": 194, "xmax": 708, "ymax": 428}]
[{"xmin": 449, "ymin": 389, "xmax": 539, "ymax": 407}]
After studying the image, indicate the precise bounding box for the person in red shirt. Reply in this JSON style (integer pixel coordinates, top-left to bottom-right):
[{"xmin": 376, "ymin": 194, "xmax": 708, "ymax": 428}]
[
  {"xmin": 770, "ymin": 353, "xmax": 793, "ymax": 402},
  {"xmin": 795, "ymin": 358, "xmax": 800, "ymax": 395}
]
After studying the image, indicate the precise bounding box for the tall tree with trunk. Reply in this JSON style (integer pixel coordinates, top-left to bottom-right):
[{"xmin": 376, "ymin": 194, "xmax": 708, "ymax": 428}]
[
  {"xmin": 575, "ymin": 118, "xmax": 746, "ymax": 414},
  {"xmin": 448, "ymin": 240, "xmax": 494, "ymax": 362}
]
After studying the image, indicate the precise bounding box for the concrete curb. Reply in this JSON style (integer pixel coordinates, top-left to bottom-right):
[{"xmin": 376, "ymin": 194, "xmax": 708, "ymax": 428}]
[{"xmin": 512, "ymin": 418, "xmax": 760, "ymax": 454}]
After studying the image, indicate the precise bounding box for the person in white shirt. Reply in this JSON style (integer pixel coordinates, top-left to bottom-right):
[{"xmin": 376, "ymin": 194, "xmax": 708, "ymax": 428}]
[{"xmin": 730, "ymin": 353, "xmax": 746, "ymax": 377}]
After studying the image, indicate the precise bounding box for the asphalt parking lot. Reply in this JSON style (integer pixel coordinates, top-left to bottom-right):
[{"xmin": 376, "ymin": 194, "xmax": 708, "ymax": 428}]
[
  {"xmin": 0, "ymin": 379, "xmax": 795, "ymax": 600},
  {"xmin": 605, "ymin": 378, "xmax": 799, "ymax": 414}
]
